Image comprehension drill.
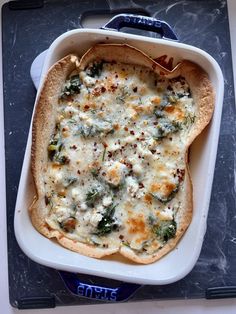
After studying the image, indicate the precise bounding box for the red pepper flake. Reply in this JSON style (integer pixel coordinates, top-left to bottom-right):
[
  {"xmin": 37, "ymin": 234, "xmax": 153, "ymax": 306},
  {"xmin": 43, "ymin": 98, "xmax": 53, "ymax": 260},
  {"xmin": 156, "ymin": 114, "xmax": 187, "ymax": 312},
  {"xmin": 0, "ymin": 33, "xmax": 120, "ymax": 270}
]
[
  {"xmin": 84, "ymin": 104, "xmax": 90, "ymax": 111},
  {"xmin": 177, "ymin": 169, "xmax": 185, "ymax": 182},
  {"xmin": 94, "ymin": 142, "xmax": 97, "ymax": 146},
  {"xmin": 92, "ymin": 87, "xmax": 101, "ymax": 97},
  {"xmin": 110, "ymin": 84, "xmax": 118, "ymax": 92},
  {"xmin": 70, "ymin": 144, "xmax": 77, "ymax": 150},
  {"xmin": 139, "ymin": 182, "xmax": 144, "ymax": 189},
  {"xmin": 151, "ymin": 150, "xmax": 156, "ymax": 154},
  {"xmin": 108, "ymin": 151, "xmax": 112, "ymax": 158},
  {"xmin": 119, "ymin": 235, "xmax": 124, "ymax": 240},
  {"xmin": 141, "ymin": 132, "xmax": 144, "ymax": 135},
  {"xmin": 101, "ymin": 86, "xmax": 106, "ymax": 93},
  {"xmin": 153, "ymin": 122, "xmax": 158, "ymax": 125},
  {"xmin": 133, "ymin": 87, "xmax": 138, "ymax": 92},
  {"xmin": 102, "ymin": 172, "xmax": 106, "ymax": 176},
  {"xmin": 126, "ymin": 163, "xmax": 133, "ymax": 169},
  {"xmin": 115, "ymin": 74, "xmax": 118, "ymax": 78},
  {"xmin": 134, "ymin": 144, "xmax": 137, "ymax": 148},
  {"xmin": 138, "ymin": 155, "xmax": 141, "ymax": 159},
  {"xmin": 77, "ymin": 170, "xmax": 81, "ymax": 175},
  {"xmin": 130, "ymin": 130, "xmax": 135, "ymax": 135},
  {"xmin": 102, "ymin": 142, "xmax": 108, "ymax": 148},
  {"xmin": 124, "ymin": 126, "xmax": 129, "ymax": 131}
]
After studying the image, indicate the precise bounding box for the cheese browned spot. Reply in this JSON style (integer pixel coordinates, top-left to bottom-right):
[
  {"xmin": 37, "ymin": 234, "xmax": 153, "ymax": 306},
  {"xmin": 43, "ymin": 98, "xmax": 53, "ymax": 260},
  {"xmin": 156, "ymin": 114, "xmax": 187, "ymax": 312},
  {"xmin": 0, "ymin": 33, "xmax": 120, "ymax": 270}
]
[
  {"xmin": 150, "ymin": 182, "xmax": 176, "ymax": 195},
  {"xmin": 30, "ymin": 44, "xmax": 215, "ymax": 264},
  {"xmin": 128, "ymin": 216, "xmax": 146, "ymax": 234}
]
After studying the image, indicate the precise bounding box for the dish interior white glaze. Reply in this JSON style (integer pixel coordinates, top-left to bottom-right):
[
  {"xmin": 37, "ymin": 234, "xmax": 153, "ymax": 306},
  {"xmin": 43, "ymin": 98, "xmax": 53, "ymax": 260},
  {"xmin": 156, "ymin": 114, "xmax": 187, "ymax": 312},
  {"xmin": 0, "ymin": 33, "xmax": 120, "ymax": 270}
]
[{"xmin": 14, "ymin": 28, "xmax": 224, "ymax": 285}]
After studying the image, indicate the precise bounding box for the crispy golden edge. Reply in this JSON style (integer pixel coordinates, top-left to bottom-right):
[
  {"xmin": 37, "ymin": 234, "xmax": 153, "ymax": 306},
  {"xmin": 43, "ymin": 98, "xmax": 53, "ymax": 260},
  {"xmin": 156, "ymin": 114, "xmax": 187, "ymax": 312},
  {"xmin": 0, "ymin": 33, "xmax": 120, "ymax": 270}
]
[
  {"xmin": 78, "ymin": 43, "xmax": 170, "ymax": 75},
  {"xmin": 31, "ymin": 55, "xmax": 77, "ymax": 195},
  {"xmin": 167, "ymin": 60, "xmax": 215, "ymax": 145},
  {"xmin": 29, "ymin": 44, "xmax": 215, "ymax": 263}
]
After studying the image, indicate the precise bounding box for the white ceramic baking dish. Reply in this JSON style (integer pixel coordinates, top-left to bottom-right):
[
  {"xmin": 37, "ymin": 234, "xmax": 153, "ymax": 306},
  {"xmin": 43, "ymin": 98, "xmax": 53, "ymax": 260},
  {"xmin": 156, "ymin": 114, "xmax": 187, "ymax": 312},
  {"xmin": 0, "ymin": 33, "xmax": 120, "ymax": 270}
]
[{"xmin": 14, "ymin": 14, "xmax": 224, "ymax": 288}]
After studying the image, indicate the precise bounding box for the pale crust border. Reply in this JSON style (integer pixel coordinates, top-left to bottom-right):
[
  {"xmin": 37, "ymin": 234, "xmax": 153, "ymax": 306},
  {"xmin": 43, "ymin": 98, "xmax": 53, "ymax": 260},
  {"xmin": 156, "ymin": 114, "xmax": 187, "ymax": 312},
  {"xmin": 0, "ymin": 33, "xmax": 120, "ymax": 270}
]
[{"xmin": 29, "ymin": 44, "xmax": 215, "ymax": 264}]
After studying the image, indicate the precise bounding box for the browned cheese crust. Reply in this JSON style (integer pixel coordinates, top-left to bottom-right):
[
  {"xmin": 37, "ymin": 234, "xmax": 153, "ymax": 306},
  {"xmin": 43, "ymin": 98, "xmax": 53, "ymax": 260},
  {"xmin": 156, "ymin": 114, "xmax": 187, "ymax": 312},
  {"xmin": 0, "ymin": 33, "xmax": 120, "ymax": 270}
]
[{"xmin": 29, "ymin": 44, "xmax": 215, "ymax": 264}]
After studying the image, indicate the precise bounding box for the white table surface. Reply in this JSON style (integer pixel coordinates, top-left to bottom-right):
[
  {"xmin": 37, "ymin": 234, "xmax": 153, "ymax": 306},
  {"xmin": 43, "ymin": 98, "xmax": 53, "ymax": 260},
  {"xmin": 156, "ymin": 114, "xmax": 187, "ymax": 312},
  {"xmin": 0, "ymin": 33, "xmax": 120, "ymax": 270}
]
[{"xmin": 0, "ymin": 1, "xmax": 236, "ymax": 313}]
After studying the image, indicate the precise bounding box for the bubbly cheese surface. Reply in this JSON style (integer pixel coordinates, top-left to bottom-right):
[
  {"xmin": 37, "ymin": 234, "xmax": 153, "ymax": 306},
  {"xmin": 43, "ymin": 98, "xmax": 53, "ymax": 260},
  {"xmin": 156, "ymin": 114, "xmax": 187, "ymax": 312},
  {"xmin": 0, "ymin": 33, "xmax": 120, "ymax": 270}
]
[{"xmin": 44, "ymin": 60, "xmax": 195, "ymax": 255}]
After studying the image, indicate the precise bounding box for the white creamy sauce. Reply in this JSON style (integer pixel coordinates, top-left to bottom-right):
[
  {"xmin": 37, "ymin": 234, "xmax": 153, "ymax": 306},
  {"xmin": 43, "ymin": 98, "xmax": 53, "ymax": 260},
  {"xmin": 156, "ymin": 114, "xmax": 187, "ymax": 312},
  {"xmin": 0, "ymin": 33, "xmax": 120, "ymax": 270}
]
[{"xmin": 44, "ymin": 61, "xmax": 195, "ymax": 255}]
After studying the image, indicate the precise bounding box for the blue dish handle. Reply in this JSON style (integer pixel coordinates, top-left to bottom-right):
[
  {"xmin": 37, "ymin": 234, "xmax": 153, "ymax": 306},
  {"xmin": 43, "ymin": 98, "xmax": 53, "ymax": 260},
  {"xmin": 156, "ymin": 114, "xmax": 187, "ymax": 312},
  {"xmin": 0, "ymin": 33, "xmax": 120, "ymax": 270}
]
[
  {"xmin": 59, "ymin": 271, "xmax": 142, "ymax": 302},
  {"xmin": 101, "ymin": 13, "xmax": 178, "ymax": 41}
]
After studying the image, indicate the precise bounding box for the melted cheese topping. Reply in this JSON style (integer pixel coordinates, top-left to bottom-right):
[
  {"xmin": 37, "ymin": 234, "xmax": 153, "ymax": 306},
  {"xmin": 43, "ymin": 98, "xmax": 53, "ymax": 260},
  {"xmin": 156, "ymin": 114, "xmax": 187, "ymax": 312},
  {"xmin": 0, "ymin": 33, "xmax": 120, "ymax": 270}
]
[{"xmin": 44, "ymin": 61, "xmax": 195, "ymax": 255}]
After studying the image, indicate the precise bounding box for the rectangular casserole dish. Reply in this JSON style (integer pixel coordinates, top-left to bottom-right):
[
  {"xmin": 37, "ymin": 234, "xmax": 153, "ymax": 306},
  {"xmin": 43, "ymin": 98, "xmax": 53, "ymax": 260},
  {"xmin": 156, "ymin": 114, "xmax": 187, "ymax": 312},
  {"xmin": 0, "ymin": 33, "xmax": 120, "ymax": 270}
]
[{"xmin": 14, "ymin": 14, "xmax": 224, "ymax": 286}]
